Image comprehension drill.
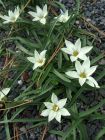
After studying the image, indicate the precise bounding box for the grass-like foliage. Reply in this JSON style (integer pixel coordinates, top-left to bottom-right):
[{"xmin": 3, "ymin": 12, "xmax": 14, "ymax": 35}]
[{"xmin": 0, "ymin": 0, "xmax": 105, "ymax": 139}]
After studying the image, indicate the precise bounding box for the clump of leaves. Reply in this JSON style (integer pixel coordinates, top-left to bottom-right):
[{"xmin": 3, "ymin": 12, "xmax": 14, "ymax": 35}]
[{"xmin": 0, "ymin": 0, "xmax": 105, "ymax": 140}]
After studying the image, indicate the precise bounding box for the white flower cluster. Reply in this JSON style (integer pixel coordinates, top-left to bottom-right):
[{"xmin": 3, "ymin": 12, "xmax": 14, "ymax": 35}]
[
  {"xmin": 0, "ymin": 4, "xmax": 100, "ymax": 123},
  {"xmin": 27, "ymin": 38, "xmax": 99, "ymax": 88},
  {"xmin": 0, "ymin": 4, "xmax": 70, "ymax": 24},
  {"xmin": 26, "ymin": 5, "xmax": 99, "ymax": 123},
  {"xmin": 27, "ymin": 39, "xmax": 99, "ymax": 123},
  {"xmin": 62, "ymin": 38, "xmax": 99, "ymax": 88}
]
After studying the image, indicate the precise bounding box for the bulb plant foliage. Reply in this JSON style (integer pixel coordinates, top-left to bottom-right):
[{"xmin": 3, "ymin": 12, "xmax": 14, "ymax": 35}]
[{"xmin": 0, "ymin": 1, "xmax": 104, "ymax": 140}]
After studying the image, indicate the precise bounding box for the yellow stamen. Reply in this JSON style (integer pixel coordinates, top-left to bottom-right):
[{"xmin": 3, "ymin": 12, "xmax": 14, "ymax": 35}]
[
  {"xmin": 37, "ymin": 59, "xmax": 43, "ymax": 64},
  {"xmin": 73, "ymin": 50, "xmax": 79, "ymax": 56},
  {"xmin": 80, "ymin": 72, "xmax": 86, "ymax": 78},
  {"xmin": 52, "ymin": 104, "xmax": 59, "ymax": 112},
  {"xmin": 11, "ymin": 16, "xmax": 16, "ymax": 21}
]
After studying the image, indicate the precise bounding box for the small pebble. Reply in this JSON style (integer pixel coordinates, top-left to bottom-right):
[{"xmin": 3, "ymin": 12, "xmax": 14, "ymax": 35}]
[{"xmin": 18, "ymin": 80, "xmax": 23, "ymax": 85}]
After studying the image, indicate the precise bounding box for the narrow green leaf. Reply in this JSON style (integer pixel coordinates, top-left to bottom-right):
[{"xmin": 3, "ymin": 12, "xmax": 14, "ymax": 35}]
[
  {"xmin": 95, "ymin": 127, "xmax": 105, "ymax": 140},
  {"xmin": 0, "ymin": 0, "xmax": 5, "ymax": 8},
  {"xmin": 4, "ymin": 113, "xmax": 11, "ymax": 140},
  {"xmin": 16, "ymin": 41, "xmax": 33, "ymax": 55},
  {"xmin": 39, "ymin": 64, "xmax": 52, "ymax": 86},
  {"xmin": 79, "ymin": 99, "xmax": 105, "ymax": 117},
  {"xmin": 77, "ymin": 123, "xmax": 89, "ymax": 140},
  {"xmin": 53, "ymin": 69, "xmax": 71, "ymax": 83},
  {"xmin": 0, "ymin": 118, "xmax": 46, "ymax": 124},
  {"xmin": 91, "ymin": 53, "xmax": 104, "ymax": 65}
]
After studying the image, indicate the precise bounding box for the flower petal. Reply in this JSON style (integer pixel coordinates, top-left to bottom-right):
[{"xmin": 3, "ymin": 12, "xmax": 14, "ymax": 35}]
[
  {"xmin": 33, "ymin": 62, "xmax": 40, "ymax": 70},
  {"xmin": 34, "ymin": 50, "xmax": 40, "ymax": 60},
  {"xmin": 28, "ymin": 11, "xmax": 37, "ymax": 17},
  {"xmin": 0, "ymin": 15, "xmax": 9, "ymax": 20},
  {"xmin": 40, "ymin": 18, "xmax": 46, "ymax": 24},
  {"xmin": 27, "ymin": 57, "xmax": 35, "ymax": 63},
  {"xmin": 36, "ymin": 6, "xmax": 42, "ymax": 14},
  {"xmin": 60, "ymin": 108, "xmax": 70, "ymax": 116},
  {"xmin": 79, "ymin": 78, "xmax": 86, "ymax": 86},
  {"xmin": 86, "ymin": 79, "xmax": 94, "ymax": 87},
  {"xmin": 8, "ymin": 10, "xmax": 13, "ymax": 16},
  {"xmin": 81, "ymin": 46, "xmax": 93, "ymax": 54},
  {"xmin": 3, "ymin": 20, "xmax": 11, "ymax": 24},
  {"xmin": 43, "ymin": 4, "xmax": 48, "ymax": 16},
  {"xmin": 51, "ymin": 93, "xmax": 58, "ymax": 104},
  {"xmin": 75, "ymin": 60, "xmax": 82, "ymax": 73},
  {"xmin": 82, "ymin": 57, "xmax": 90, "ymax": 69},
  {"xmin": 57, "ymin": 98, "xmax": 67, "ymax": 109},
  {"xmin": 65, "ymin": 40, "xmax": 74, "ymax": 50},
  {"xmin": 14, "ymin": 6, "xmax": 20, "ymax": 19},
  {"xmin": 78, "ymin": 54, "xmax": 87, "ymax": 60},
  {"xmin": 1, "ymin": 88, "xmax": 10, "ymax": 95},
  {"xmin": 70, "ymin": 56, "xmax": 78, "ymax": 62},
  {"xmin": 55, "ymin": 111, "xmax": 61, "ymax": 123},
  {"xmin": 61, "ymin": 48, "xmax": 72, "ymax": 55},
  {"xmin": 65, "ymin": 10, "xmax": 69, "ymax": 16},
  {"xmin": 40, "ymin": 50, "xmax": 47, "ymax": 59},
  {"xmin": 32, "ymin": 17, "xmax": 39, "ymax": 21},
  {"xmin": 0, "ymin": 88, "xmax": 10, "ymax": 101},
  {"xmin": 44, "ymin": 102, "xmax": 53, "ymax": 109},
  {"xmin": 65, "ymin": 71, "xmax": 78, "ymax": 78},
  {"xmin": 48, "ymin": 110, "xmax": 56, "ymax": 122},
  {"xmin": 41, "ymin": 109, "xmax": 50, "ymax": 117},
  {"xmin": 75, "ymin": 38, "xmax": 81, "ymax": 51},
  {"xmin": 87, "ymin": 66, "xmax": 97, "ymax": 76},
  {"xmin": 87, "ymin": 77, "xmax": 100, "ymax": 88}
]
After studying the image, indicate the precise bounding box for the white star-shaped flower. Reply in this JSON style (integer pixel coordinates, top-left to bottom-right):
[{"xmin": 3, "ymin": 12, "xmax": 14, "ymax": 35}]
[
  {"xmin": 61, "ymin": 38, "xmax": 93, "ymax": 62},
  {"xmin": 66, "ymin": 58, "xmax": 99, "ymax": 87},
  {"xmin": 55, "ymin": 10, "xmax": 70, "ymax": 23},
  {"xmin": 27, "ymin": 50, "xmax": 47, "ymax": 70},
  {"xmin": 0, "ymin": 6, "xmax": 20, "ymax": 24},
  {"xmin": 0, "ymin": 88, "xmax": 10, "ymax": 101},
  {"xmin": 41, "ymin": 93, "xmax": 70, "ymax": 123},
  {"xmin": 28, "ymin": 4, "xmax": 48, "ymax": 24}
]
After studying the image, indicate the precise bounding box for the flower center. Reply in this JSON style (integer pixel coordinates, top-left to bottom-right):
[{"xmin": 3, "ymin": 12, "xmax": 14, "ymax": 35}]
[
  {"xmin": 39, "ymin": 13, "xmax": 44, "ymax": 19},
  {"xmin": 73, "ymin": 50, "xmax": 79, "ymax": 57},
  {"xmin": 37, "ymin": 59, "xmax": 43, "ymax": 64},
  {"xmin": 52, "ymin": 104, "xmax": 59, "ymax": 112},
  {"xmin": 80, "ymin": 72, "xmax": 87, "ymax": 78},
  {"xmin": 11, "ymin": 16, "xmax": 16, "ymax": 21}
]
